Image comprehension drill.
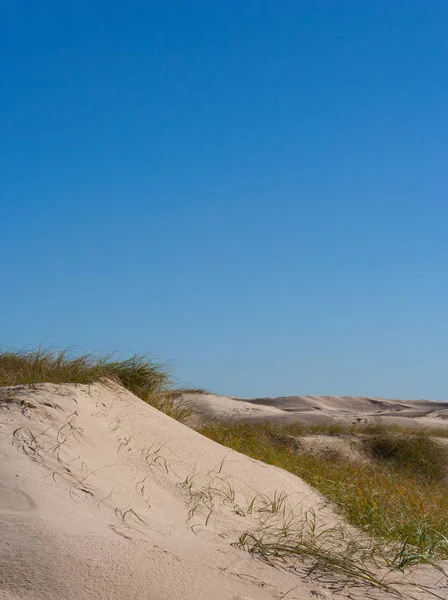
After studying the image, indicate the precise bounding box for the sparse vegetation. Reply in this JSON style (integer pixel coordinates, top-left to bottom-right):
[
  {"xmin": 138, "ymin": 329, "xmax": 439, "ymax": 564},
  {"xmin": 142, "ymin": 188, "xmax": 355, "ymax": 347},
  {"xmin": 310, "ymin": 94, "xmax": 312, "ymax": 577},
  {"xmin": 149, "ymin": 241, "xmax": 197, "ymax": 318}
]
[
  {"xmin": 179, "ymin": 469, "xmax": 445, "ymax": 597},
  {"xmin": 0, "ymin": 347, "xmax": 192, "ymax": 422},
  {"xmin": 199, "ymin": 421, "xmax": 448, "ymax": 561}
]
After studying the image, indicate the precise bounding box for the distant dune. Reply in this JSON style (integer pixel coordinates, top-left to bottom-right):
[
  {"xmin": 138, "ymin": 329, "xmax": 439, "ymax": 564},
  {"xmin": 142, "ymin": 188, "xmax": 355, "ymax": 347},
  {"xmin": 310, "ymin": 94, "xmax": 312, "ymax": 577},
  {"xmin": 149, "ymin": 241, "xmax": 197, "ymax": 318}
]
[{"xmin": 179, "ymin": 392, "xmax": 448, "ymax": 430}]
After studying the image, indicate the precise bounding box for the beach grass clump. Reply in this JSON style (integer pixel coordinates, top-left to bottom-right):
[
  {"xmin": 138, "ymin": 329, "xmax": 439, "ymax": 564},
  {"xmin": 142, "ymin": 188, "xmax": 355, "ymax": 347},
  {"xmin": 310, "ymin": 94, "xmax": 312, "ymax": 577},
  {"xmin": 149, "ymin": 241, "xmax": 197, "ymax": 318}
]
[
  {"xmin": 0, "ymin": 347, "xmax": 191, "ymax": 422},
  {"xmin": 362, "ymin": 430, "xmax": 447, "ymax": 481},
  {"xmin": 199, "ymin": 421, "xmax": 448, "ymax": 560}
]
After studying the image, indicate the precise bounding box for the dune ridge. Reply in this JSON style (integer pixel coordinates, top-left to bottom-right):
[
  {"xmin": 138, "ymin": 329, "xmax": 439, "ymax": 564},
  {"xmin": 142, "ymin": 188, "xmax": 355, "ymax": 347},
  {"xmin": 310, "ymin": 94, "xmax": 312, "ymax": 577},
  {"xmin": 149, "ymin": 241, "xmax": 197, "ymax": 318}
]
[{"xmin": 179, "ymin": 391, "xmax": 448, "ymax": 429}]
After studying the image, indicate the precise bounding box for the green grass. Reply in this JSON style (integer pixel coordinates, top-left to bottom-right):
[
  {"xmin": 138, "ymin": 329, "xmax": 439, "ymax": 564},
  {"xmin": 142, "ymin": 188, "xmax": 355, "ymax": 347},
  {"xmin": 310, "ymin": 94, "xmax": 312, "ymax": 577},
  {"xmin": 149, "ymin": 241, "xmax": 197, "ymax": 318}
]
[
  {"xmin": 199, "ymin": 421, "xmax": 448, "ymax": 560},
  {"xmin": 0, "ymin": 347, "xmax": 192, "ymax": 422}
]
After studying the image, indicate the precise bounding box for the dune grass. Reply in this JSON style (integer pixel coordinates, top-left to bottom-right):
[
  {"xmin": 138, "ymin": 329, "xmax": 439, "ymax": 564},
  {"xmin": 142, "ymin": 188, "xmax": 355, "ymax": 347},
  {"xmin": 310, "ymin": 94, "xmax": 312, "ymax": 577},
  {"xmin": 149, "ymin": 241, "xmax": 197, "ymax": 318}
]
[
  {"xmin": 199, "ymin": 421, "xmax": 448, "ymax": 561},
  {"xmin": 363, "ymin": 431, "xmax": 447, "ymax": 481},
  {"xmin": 0, "ymin": 347, "xmax": 192, "ymax": 422},
  {"xmin": 249, "ymin": 419, "xmax": 448, "ymax": 439}
]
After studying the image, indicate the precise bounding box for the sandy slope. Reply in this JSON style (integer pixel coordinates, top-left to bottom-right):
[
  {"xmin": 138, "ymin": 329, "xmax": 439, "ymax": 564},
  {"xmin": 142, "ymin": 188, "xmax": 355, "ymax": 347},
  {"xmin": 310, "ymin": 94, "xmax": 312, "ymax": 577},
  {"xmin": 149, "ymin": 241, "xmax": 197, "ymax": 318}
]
[
  {"xmin": 181, "ymin": 392, "xmax": 448, "ymax": 430},
  {"xmin": 0, "ymin": 383, "xmax": 446, "ymax": 600}
]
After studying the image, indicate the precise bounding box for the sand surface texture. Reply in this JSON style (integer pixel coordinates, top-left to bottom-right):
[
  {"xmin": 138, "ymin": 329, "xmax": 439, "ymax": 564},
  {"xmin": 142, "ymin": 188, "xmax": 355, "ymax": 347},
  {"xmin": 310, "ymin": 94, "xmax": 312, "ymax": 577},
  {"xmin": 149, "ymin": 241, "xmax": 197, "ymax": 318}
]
[{"xmin": 1, "ymin": 383, "xmax": 447, "ymax": 599}]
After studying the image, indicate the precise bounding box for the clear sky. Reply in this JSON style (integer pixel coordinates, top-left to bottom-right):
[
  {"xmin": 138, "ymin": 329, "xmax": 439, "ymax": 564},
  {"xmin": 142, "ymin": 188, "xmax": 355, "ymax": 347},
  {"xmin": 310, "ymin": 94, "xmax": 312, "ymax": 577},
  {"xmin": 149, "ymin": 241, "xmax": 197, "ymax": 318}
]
[{"xmin": 1, "ymin": 1, "xmax": 447, "ymax": 399}]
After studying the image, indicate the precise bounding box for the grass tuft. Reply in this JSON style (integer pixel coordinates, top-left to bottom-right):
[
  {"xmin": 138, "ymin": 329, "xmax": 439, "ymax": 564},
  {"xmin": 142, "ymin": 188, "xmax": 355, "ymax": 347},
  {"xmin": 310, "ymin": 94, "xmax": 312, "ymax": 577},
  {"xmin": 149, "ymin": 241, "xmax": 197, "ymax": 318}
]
[
  {"xmin": 363, "ymin": 431, "xmax": 447, "ymax": 482},
  {"xmin": 0, "ymin": 347, "xmax": 191, "ymax": 422}
]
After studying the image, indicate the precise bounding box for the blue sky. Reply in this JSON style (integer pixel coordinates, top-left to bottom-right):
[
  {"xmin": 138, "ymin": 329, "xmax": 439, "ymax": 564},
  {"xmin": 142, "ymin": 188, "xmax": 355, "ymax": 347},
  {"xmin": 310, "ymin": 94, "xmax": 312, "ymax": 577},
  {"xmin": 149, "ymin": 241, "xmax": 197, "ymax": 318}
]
[{"xmin": 1, "ymin": 1, "xmax": 447, "ymax": 398}]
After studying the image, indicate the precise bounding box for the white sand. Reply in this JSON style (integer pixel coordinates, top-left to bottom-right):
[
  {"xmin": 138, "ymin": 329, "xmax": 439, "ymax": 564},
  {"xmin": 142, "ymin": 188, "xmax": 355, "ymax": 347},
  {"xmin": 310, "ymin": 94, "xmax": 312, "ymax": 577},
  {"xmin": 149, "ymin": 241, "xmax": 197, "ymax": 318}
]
[{"xmin": 0, "ymin": 383, "xmax": 446, "ymax": 599}]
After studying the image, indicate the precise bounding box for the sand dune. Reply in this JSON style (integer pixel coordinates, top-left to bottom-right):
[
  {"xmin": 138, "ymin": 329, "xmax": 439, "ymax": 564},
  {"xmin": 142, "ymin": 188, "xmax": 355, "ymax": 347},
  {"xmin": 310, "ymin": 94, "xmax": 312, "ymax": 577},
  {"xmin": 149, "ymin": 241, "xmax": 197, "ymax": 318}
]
[
  {"xmin": 181, "ymin": 392, "xmax": 448, "ymax": 430},
  {"xmin": 1, "ymin": 383, "xmax": 447, "ymax": 599}
]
